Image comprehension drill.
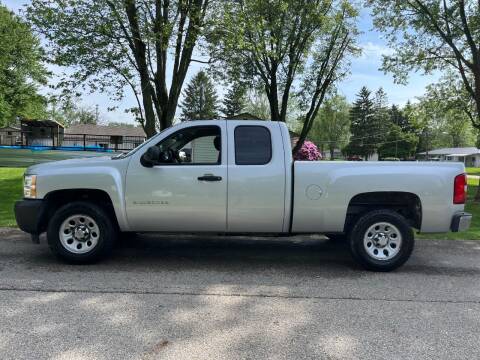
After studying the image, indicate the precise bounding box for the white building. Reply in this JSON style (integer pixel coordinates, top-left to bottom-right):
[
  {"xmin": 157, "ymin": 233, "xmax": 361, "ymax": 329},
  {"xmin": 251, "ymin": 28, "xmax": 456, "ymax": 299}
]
[{"xmin": 417, "ymin": 147, "xmax": 480, "ymax": 167}]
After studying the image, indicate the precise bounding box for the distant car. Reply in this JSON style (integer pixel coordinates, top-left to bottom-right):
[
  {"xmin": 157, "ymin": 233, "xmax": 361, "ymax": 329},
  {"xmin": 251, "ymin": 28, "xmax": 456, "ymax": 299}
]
[
  {"xmin": 347, "ymin": 155, "xmax": 364, "ymax": 161},
  {"xmin": 15, "ymin": 120, "xmax": 472, "ymax": 271},
  {"xmin": 380, "ymin": 157, "xmax": 401, "ymax": 161}
]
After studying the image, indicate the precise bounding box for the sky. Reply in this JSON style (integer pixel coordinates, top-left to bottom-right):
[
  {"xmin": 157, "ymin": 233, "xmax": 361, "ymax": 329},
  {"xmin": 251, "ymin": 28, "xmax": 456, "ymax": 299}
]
[{"xmin": 4, "ymin": 0, "xmax": 440, "ymax": 125}]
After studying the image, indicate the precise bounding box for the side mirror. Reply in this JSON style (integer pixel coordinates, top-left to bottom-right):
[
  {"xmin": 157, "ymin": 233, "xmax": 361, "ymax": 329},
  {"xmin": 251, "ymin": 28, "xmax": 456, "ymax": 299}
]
[{"xmin": 140, "ymin": 146, "xmax": 160, "ymax": 167}]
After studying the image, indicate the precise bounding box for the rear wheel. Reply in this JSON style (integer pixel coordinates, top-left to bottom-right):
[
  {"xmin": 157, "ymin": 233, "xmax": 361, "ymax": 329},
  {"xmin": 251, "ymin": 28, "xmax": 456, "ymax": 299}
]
[
  {"xmin": 349, "ymin": 209, "xmax": 414, "ymax": 271},
  {"xmin": 47, "ymin": 201, "xmax": 116, "ymax": 264}
]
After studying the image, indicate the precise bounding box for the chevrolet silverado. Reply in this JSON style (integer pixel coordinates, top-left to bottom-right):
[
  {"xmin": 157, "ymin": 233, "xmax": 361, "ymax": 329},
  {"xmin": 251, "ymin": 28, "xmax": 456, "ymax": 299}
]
[{"xmin": 15, "ymin": 120, "xmax": 472, "ymax": 271}]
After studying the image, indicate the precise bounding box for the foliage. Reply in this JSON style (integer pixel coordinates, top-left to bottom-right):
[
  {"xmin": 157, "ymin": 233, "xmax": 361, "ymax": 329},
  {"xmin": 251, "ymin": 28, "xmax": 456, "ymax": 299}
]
[
  {"xmin": 180, "ymin": 71, "xmax": 219, "ymax": 121},
  {"xmin": 378, "ymin": 124, "xmax": 418, "ymax": 159},
  {"xmin": 108, "ymin": 122, "xmax": 135, "ymax": 128},
  {"xmin": 0, "ymin": 4, "xmax": 48, "ymax": 126},
  {"xmin": 209, "ymin": 0, "xmax": 359, "ymax": 154},
  {"xmin": 293, "ymin": 141, "xmax": 322, "ymax": 161},
  {"xmin": 343, "ymin": 87, "xmax": 381, "ymax": 158},
  {"xmin": 244, "ymin": 89, "xmax": 271, "ymax": 120},
  {"xmin": 309, "ymin": 95, "xmax": 350, "ymax": 159},
  {"xmin": 390, "ymin": 104, "xmax": 413, "ymax": 132},
  {"xmin": 222, "ymin": 82, "xmax": 246, "ymax": 118},
  {"xmin": 368, "ymin": 0, "xmax": 480, "ymax": 129},
  {"xmin": 47, "ymin": 98, "xmax": 100, "ymax": 126},
  {"xmin": 406, "ymin": 75, "xmax": 477, "ymax": 152},
  {"xmin": 344, "ymin": 87, "xmax": 419, "ymax": 160},
  {"xmin": 27, "ymin": 0, "xmax": 212, "ymax": 136}
]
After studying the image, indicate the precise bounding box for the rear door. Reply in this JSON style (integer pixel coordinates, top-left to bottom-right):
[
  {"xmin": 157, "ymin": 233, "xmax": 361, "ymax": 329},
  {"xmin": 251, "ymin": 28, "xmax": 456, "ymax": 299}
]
[{"xmin": 226, "ymin": 122, "xmax": 287, "ymax": 233}]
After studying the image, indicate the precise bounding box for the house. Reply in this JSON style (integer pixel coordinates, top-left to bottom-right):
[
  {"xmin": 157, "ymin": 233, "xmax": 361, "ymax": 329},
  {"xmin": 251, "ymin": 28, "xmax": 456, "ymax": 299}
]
[
  {"xmin": 0, "ymin": 125, "xmax": 21, "ymax": 146},
  {"xmin": 417, "ymin": 147, "xmax": 480, "ymax": 167},
  {"xmin": 64, "ymin": 124, "xmax": 146, "ymax": 151}
]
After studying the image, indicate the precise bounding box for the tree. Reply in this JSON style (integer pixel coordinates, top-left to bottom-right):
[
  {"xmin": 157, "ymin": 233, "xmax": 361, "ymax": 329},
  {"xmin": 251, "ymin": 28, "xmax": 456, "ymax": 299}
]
[
  {"xmin": 310, "ymin": 95, "xmax": 350, "ymax": 159},
  {"xmin": 47, "ymin": 97, "xmax": 100, "ymax": 126},
  {"xmin": 344, "ymin": 87, "xmax": 382, "ymax": 159},
  {"xmin": 180, "ymin": 71, "xmax": 218, "ymax": 121},
  {"xmin": 407, "ymin": 79, "xmax": 477, "ymax": 152},
  {"xmin": 0, "ymin": 4, "xmax": 48, "ymax": 126},
  {"xmin": 244, "ymin": 89, "xmax": 271, "ymax": 120},
  {"xmin": 27, "ymin": 0, "xmax": 212, "ymax": 137},
  {"xmin": 108, "ymin": 122, "xmax": 135, "ymax": 128},
  {"xmin": 373, "ymin": 87, "xmax": 391, "ymax": 135},
  {"xmin": 368, "ymin": 0, "xmax": 480, "ymax": 129},
  {"xmin": 390, "ymin": 105, "xmax": 411, "ymax": 131},
  {"xmin": 222, "ymin": 82, "xmax": 246, "ymax": 118},
  {"xmin": 209, "ymin": 0, "xmax": 359, "ymax": 154},
  {"xmin": 378, "ymin": 125, "xmax": 418, "ymax": 159}
]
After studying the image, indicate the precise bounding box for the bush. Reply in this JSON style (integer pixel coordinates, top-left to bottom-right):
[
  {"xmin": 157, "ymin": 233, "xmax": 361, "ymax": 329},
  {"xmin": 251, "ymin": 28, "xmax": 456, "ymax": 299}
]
[{"xmin": 293, "ymin": 141, "xmax": 322, "ymax": 161}]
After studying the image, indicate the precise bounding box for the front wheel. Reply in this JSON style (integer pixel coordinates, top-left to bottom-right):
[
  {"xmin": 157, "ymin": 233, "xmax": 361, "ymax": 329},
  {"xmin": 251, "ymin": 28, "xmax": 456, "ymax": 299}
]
[
  {"xmin": 349, "ymin": 209, "xmax": 414, "ymax": 272},
  {"xmin": 47, "ymin": 201, "xmax": 117, "ymax": 264}
]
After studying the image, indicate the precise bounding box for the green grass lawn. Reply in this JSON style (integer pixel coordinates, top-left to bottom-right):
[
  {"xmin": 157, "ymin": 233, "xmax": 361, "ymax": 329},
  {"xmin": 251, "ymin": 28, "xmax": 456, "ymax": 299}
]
[
  {"xmin": 466, "ymin": 167, "xmax": 480, "ymax": 176},
  {"xmin": 0, "ymin": 166, "xmax": 479, "ymax": 238},
  {"xmin": 0, "ymin": 167, "xmax": 24, "ymax": 227}
]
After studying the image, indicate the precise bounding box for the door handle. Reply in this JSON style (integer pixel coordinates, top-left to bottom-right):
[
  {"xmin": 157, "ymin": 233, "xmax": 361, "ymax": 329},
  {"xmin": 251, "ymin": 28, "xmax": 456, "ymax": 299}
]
[{"xmin": 198, "ymin": 174, "xmax": 222, "ymax": 181}]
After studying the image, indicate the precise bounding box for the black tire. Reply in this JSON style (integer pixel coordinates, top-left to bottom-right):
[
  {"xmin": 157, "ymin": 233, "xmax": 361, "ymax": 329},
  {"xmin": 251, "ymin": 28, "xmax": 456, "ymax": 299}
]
[
  {"xmin": 349, "ymin": 209, "xmax": 414, "ymax": 272},
  {"xmin": 47, "ymin": 201, "xmax": 117, "ymax": 264}
]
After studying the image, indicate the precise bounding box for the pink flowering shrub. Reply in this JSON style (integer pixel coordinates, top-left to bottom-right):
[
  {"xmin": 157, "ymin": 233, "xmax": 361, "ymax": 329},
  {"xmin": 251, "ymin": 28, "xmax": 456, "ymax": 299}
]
[{"xmin": 293, "ymin": 141, "xmax": 322, "ymax": 161}]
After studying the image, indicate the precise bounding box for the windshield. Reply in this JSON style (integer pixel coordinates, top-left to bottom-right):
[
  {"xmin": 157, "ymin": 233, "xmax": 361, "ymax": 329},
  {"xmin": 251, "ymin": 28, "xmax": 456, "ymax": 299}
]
[{"xmin": 111, "ymin": 127, "xmax": 168, "ymax": 160}]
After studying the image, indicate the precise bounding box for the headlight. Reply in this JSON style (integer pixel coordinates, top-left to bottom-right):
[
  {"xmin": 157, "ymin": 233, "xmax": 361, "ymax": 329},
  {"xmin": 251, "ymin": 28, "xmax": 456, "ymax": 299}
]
[{"xmin": 24, "ymin": 175, "xmax": 37, "ymax": 199}]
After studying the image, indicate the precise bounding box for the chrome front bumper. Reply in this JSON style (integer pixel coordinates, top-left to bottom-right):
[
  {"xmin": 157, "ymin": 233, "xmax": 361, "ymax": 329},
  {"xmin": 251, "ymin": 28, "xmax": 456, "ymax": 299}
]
[{"xmin": 451, "ymin": 212, "xmax": 472, "ymax": 232}]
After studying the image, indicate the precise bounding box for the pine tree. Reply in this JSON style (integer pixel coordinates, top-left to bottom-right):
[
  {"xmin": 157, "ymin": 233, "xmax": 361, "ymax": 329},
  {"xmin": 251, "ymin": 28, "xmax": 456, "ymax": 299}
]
[
  {"xmin": 390, "ymin": 104, "xmax": 415, "ymax": 132},
  {"xmin": 374, "ymin": 87, "xmax": 388, "ymax": 110},
  {"xmin": 180, "ymin": 71, "xmax": 218, "ymax": 121},
  {"xmin": 344, "ymin": 87, "xmax": 379, "ymax": 159},
  {"xmin": 373, "ymin": 87, "xmax": 390, "ymax": 134},
  {"xmin": 222, "ymin": 82, "xmax": 246, "ymax": 117}
]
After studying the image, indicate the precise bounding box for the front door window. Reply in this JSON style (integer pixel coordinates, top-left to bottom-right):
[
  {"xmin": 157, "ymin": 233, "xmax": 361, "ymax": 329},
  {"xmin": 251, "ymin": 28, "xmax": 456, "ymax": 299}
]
[{"xmin": 155, "ymin": 126, "xmax": 221, "ymax": 165}]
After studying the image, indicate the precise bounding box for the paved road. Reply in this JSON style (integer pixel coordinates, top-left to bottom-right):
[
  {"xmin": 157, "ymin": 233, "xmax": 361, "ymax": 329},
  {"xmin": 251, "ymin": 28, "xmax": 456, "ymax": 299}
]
[{"xmin": 1, "ymin": 228, "xmax": 479, "ymax": 360}]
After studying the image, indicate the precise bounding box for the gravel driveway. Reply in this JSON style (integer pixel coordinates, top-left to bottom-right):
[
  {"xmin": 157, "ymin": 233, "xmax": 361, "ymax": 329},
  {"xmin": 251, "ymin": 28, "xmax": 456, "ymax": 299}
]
[{"xmin": 0, "ymin": 228, "xmax": 479, "ymax": 360}]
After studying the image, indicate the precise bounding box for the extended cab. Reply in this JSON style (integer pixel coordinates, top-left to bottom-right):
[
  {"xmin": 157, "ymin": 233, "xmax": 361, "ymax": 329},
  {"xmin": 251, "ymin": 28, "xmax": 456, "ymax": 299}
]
[{"xmin": 15, "ymin": 120, "xmax": 472, "ymax": 271}]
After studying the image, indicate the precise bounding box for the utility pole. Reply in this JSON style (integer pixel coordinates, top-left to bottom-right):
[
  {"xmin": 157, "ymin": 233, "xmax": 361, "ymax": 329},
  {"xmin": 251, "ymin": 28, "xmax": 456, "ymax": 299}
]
[
  {"xmin": 95, "ymin": 105, "xmax": 99, "ymax": 124},
  {"xmin": 425, "ymin": 128, "xmax": 429, "ymax": 160}
]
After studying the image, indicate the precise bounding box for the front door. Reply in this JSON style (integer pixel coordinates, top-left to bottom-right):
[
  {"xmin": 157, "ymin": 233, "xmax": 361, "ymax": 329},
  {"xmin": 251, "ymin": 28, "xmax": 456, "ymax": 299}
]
[{"xmin": 125, "ymin": 122, "xmax": 227, "ymax": 232}]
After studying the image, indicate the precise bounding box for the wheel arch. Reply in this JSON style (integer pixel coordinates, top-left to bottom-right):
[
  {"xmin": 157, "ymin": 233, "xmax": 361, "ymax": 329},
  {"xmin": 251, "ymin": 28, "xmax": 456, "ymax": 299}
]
[
  {"xmin": 40, "ymin": 189, "xmax": 120, "ymax": 233},
  {"xmin": 344, "ymin": 191, "xmax": 422, "ymax": 234}
]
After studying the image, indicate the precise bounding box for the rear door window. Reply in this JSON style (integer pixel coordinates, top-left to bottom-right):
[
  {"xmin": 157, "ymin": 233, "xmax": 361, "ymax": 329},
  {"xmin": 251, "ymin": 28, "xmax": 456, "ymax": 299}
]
[{"xmin": 234, "ymin": 126, "xmax": 272, "ymax": 165}]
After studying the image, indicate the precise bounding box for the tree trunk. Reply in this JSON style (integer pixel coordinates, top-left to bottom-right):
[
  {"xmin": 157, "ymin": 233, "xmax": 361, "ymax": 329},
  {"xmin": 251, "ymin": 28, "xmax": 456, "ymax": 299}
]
[
  {"xmin": 142, "ymin": 87, "xmax": 157, "ymax": 138},
  {"xmin": 267, "ymin": 65, "xmax": 282, "ymax": 122},
  {"xmin": 125, "ymin": 0, "xmax": 157, "ymax": 138}
]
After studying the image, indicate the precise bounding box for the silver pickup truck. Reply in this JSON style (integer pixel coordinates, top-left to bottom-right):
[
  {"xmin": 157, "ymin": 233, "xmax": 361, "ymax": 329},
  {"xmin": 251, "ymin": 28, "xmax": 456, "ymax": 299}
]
[{"xmin": 15, "ymin": 120, "xmax": 471, "ymax": 271}]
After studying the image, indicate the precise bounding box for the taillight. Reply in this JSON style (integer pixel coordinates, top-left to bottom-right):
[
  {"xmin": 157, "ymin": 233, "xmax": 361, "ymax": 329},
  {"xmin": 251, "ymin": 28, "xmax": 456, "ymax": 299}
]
[{"xmin": 453, "ymin": 173, "xmax": 467, "ymax": 204}]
